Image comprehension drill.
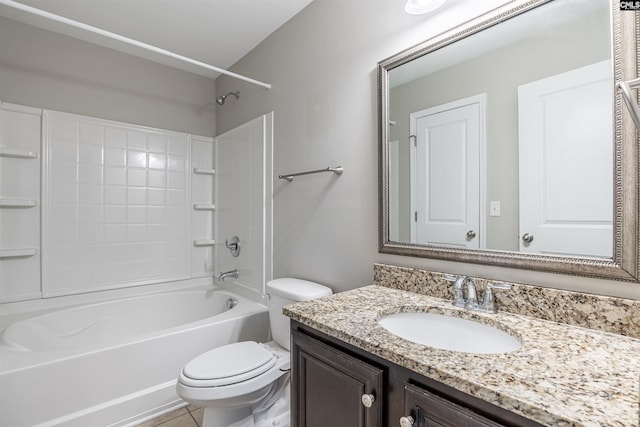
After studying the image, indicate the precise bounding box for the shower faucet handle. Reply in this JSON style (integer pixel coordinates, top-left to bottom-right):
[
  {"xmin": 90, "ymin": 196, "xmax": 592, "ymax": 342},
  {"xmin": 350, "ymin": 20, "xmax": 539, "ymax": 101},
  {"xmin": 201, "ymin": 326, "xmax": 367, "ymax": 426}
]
[{"xmin": 225, "ymin": 236, "xmax": 241, "ymax": 257}]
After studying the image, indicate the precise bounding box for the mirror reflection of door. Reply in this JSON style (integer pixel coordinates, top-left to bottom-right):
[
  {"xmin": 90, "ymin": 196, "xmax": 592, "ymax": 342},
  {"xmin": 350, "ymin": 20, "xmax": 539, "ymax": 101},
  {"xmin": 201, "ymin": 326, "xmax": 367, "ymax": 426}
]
[
  {"xmin": 410, "ymin": 94, "xmax": 486, "ymax": 248},
  {"xmin": 518, "ymin": 60, "xmax": 612, "ymax": 258}
]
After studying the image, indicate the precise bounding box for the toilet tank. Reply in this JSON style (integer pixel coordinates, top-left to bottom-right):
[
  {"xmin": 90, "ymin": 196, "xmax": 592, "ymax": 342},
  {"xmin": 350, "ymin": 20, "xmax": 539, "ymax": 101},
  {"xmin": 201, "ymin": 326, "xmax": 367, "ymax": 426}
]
[{"xmin": 266, "ymin": 278, "xmax": 332, "ymax": 350}]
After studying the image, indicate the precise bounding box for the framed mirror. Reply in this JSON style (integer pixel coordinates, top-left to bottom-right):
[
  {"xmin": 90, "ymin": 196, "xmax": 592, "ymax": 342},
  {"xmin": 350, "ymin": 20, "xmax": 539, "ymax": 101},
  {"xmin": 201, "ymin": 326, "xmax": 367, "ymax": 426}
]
[{"xmin": 378, "ymin": 0, "xmax": 640, "ymax": 281}]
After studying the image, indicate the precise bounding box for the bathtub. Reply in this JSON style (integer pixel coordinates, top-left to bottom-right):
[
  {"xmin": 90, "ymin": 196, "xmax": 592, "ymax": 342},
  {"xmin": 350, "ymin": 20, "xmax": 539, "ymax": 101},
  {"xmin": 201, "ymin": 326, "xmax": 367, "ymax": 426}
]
[{"xmin": 0, "ymin": 281, "xmax": 270, "ymax": 427}]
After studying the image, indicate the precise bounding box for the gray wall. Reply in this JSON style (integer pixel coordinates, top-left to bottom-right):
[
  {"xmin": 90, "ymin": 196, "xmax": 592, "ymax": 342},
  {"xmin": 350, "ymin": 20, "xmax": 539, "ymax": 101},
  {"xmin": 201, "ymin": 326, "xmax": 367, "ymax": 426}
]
[
  {"xmin": 0, "ymin": 17, "xmax": 216, "ymax": 136},
  {"xmin": 216, "ymin": 0, "xmax": 640, "ymax": 300}
]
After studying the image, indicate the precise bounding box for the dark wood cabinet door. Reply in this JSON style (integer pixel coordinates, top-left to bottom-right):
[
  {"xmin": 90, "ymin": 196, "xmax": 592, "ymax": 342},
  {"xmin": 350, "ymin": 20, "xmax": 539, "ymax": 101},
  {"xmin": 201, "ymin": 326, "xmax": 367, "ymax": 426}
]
[
  {"xmin": 403, "ymin": 383, "xmax": 506, "ymax": 427},
  {"xmin": 291, "ymin": 330, "xmax": 383, "ymax": 427}
]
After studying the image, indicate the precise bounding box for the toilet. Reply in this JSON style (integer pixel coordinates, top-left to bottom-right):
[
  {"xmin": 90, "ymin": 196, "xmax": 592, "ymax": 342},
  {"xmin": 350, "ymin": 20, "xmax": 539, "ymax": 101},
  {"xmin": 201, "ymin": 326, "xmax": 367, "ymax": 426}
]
[{"xmin": 176, "ymin": 278, "xmax": 332, "ymax": 427}]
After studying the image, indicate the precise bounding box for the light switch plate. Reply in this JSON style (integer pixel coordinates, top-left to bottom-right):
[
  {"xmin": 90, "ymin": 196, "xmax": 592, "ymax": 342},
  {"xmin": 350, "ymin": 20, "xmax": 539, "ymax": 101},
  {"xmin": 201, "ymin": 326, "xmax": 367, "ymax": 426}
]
[{"xmin": 490, "ymin": 201, "xmax": 501, "ymax": 217}]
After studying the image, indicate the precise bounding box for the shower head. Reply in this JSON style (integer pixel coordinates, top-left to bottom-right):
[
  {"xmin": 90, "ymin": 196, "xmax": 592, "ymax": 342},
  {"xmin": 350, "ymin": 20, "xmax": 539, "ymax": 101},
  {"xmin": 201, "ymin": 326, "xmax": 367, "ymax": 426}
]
[{"xmin": 215, "ymin": 91, "xmax": 240, "ymax": 105}]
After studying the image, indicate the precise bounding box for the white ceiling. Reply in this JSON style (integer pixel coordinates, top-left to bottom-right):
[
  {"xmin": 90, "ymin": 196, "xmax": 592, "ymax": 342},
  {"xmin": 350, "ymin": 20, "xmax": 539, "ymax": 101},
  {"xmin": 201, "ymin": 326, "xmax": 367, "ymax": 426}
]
[{"xmin": 0, "ymin": 0, "xmax": 314, "ymax": 80}]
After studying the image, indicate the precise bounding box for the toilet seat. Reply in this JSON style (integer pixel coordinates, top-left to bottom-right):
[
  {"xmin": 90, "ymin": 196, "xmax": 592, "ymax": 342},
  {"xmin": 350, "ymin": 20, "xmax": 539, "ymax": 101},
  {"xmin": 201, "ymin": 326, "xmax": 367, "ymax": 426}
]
[
  {"xmin": 176, "ymin": 341, "xmax": 290, "ymax": 407},
  {"xmin": 180, "ymin": 341, "xmax": 277, "ymax": 388}
]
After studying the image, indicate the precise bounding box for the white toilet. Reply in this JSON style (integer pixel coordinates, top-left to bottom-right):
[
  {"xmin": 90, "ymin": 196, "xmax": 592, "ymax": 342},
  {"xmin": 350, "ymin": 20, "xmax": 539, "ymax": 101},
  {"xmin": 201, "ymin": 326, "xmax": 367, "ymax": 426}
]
[{"xmin": 176, "ymin": 278, "xmax": 332, "ymax": 427}]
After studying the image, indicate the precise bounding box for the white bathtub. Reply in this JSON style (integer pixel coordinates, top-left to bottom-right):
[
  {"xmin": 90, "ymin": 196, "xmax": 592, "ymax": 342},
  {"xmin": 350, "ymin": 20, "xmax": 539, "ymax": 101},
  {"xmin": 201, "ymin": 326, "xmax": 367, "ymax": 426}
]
[{"xmin": 0, "ymin": 282, "xmax": 270, "ymax": 427}]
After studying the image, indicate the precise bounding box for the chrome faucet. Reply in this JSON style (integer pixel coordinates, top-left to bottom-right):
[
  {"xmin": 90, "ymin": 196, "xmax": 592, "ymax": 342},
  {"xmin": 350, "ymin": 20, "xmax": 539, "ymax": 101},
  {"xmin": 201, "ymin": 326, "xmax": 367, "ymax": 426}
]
[
  {"xmin": 443, "ymin": 274, "xmax": 510, "ymax": 313},
  {"xmin": 218, "ymin": 269, "xmax": 238, "ymax": 281}
]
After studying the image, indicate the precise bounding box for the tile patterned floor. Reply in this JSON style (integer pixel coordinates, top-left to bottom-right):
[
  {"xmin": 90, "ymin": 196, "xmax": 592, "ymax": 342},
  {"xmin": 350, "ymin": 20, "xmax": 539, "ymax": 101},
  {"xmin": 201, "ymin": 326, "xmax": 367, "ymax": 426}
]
[{"xmin": 135, "ymin": 406, "xmax": 203, "ymax": 427}]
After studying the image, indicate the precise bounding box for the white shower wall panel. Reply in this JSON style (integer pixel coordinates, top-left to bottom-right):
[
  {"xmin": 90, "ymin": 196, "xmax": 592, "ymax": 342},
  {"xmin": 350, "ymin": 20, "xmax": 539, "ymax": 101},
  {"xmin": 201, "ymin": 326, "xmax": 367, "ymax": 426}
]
[
  {"xmin": 215, "ymin": 113, "xmax": 273, "ymax": 296},
  {"xmin": 0, "ymin": 103, "xmax": 42, "ymax": 302},
  {"xmin": 191, "ymin": 135, "xmax": 215, "ymax": 277},
  {"xmin": 43, "ymin": 111, "xmax": 192, "ymax": 297}
]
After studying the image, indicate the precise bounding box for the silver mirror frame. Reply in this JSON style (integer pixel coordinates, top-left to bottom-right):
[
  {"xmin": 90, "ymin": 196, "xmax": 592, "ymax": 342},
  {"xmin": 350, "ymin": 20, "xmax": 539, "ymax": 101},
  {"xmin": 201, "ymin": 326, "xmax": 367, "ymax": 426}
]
[{"xmin": 378, "ymin": 0, "xmax": 640, "ymax": 282}]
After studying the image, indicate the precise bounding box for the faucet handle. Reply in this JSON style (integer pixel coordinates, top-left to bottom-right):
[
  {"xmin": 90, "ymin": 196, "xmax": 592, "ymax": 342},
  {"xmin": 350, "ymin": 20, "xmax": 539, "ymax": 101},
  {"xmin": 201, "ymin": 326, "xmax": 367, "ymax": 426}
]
[
  {"xmin": 479, "ymin": 282, "xmax": 511, "ymax": 313},
  {"xmin": 487, "ymin": 282, "xmax": 511, "ymax": 291},
  {"xmin": 442, "ymin": 274, "xmax": 458, "ymax": 282}
]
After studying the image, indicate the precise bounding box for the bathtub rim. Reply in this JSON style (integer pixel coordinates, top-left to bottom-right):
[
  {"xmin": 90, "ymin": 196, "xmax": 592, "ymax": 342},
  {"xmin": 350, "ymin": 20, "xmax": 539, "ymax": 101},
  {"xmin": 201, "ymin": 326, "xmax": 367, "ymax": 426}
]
[
  {"xmin": 0, "ymin": 279, "xmax": 271, "ymax": 427},
  {"xmin": 0, "ymin": 279, "xmax": 269, "ymax": 374},
  {"xmin": 0, "ymin": 277, "xmax": 217, "ymax": 326}
]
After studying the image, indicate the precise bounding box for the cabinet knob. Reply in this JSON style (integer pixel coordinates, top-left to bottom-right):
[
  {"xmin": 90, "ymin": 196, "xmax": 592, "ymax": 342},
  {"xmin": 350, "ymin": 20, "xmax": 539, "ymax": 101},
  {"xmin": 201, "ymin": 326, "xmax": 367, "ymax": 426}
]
[
  {"xmin": 522, "ymin": 233, "xmax": 534, "ymax": 243},
  {"xmin": 361, "ymin": 393, "xmax": 375, "ymax": 408},
  {"xmin": 399, "ymin": 415, "xmax": 415, "ymax": 427}
]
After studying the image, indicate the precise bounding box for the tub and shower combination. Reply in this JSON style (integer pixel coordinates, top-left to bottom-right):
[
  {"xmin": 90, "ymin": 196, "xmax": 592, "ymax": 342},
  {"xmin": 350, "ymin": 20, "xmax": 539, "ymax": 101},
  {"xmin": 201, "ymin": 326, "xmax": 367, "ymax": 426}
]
[{"xmin": 0, "ymin": 281, "xmax": 269, "ymax": 427}]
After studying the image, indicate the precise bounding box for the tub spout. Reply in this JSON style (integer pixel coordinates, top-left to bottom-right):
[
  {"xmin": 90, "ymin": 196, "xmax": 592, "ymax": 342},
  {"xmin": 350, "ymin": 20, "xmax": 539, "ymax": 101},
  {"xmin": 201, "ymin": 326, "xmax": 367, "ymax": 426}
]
[{"xmin": 218, "ymin": 269, "xmax": 239, "ymax": 281}]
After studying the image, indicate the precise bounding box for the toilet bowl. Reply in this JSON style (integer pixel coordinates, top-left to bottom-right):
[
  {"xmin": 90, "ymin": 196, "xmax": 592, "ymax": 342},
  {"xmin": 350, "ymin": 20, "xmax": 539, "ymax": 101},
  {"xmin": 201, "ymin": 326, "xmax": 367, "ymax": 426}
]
[{"xmin": 176, "ymin": 278, "xmax": 332, "ymax": 427}]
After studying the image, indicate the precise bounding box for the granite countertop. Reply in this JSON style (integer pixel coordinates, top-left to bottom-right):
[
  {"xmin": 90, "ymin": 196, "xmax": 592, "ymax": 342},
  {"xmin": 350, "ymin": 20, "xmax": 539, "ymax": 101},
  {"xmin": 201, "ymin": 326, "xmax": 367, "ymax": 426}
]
[{"xmin": 283, "ymin": 285, "xmax": 640, "ymax": 427}]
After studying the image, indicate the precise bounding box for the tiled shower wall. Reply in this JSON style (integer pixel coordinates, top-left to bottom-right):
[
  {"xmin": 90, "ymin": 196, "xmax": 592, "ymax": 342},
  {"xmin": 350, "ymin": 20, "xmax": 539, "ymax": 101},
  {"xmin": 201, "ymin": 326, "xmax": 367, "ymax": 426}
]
[{"xmin": 0, "ymin": 102, "xmax": 214, "ymax": 302}]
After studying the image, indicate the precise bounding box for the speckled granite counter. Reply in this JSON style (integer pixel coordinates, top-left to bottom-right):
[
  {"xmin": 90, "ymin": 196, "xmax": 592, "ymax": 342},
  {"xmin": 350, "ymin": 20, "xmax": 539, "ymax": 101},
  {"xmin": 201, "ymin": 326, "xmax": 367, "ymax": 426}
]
[{"xmin": 284, "ymin": 285, "xmax": 640, "ymax": 427}]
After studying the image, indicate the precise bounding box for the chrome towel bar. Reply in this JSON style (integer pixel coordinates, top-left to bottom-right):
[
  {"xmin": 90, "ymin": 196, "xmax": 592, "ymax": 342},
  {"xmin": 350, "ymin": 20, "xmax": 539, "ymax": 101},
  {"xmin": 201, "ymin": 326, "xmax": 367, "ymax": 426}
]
[{"xmin": 279, "ymin": 166, "xmax": 343, "ymax": 182}]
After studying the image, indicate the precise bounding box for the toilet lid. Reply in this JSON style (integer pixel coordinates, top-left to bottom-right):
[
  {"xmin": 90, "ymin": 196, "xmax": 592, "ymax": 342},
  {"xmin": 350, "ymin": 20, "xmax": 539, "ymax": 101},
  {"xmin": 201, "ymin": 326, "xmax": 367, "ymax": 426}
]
[{"xmin": 182, "ymin": 341, "xmax": 276, "ymax": 387}]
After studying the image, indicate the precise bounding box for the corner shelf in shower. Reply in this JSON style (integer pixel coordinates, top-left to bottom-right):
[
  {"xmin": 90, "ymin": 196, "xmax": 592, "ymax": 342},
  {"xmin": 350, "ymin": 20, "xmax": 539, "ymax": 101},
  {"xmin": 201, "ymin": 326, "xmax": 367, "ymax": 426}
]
[
  {"xmin": 193, "ymin": 239, "xmax": 215, "ymax": 247},
  {"xmin": 193, "ymin": 167, "xmax": 215, "ymax": 175},
  {"xmin": 0, "ymin": 199, "xmax": 38, "ymax": 208},
  {"xmin": 0, "ymin": 147, "xmax": 39, "ymax": 159},
  {"xmin": 0, "ymin": 248, "xmax": 38, "ymax": 259},
  {"xmin": 193, "ymin": 203, "xmax": 215, "ymax": 210}
]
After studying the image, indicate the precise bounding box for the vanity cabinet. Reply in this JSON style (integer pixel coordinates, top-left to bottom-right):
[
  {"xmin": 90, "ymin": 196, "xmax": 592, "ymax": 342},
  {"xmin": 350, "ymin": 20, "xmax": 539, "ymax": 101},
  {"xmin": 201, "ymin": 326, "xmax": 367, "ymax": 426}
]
[
  {"xmin": 291, "ymin": 322, "xmax": 543, "ymax": 427},
  {"xmin": 291, "ymin": 329, "xmax": 383, "ymax": 427},
  {"xmin": 403, "ymin": 383, "xmax": 504, "ymax": 427}
]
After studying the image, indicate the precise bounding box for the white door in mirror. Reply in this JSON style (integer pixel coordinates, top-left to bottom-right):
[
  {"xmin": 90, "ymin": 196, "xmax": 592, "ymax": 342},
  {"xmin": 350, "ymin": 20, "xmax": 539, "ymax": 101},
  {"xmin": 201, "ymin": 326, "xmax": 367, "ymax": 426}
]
[
  {"xmin": 518, "ymin": 60, "xmax": 613, "ymax": 258},
  {"xmin": 410, "ymin": 94, "xmax": 485, "ymax": 249}
]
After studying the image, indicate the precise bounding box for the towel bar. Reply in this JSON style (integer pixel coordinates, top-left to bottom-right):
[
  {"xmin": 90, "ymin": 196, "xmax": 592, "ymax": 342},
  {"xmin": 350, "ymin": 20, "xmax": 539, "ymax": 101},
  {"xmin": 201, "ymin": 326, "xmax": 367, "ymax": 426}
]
[
  {"xmin": 279, "ymin": 166, "xmax": 343, "ymax": 182},
  {"xmin": 617, "ymin": 78, "xmax": 640, "ymax": 131}
]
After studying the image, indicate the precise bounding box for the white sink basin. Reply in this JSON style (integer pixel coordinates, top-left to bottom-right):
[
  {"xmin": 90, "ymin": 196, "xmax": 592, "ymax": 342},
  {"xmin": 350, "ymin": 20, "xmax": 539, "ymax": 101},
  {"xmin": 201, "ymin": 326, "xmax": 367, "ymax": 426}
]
[{"xmin": 377, "ymin": 312, "xmax": 522, "ymax": 354}]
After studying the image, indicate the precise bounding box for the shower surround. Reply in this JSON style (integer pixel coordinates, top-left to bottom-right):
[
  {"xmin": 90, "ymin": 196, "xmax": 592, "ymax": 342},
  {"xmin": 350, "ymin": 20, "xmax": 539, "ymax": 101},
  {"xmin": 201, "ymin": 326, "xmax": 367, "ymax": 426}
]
[
  {"xmin": 0, "ymin": 102, "xmax": 276, "ymax": 425},
  {"xmin": 1, "ymin": 102, "xmax": 215, "ymax": 302}
]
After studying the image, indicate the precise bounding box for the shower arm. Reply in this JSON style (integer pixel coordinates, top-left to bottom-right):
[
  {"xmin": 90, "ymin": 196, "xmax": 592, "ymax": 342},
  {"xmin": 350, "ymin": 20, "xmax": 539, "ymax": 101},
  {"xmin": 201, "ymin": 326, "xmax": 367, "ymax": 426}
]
[{"xmin": 216, "ymin": 91, "xmax": 240, "ymax": 105}]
